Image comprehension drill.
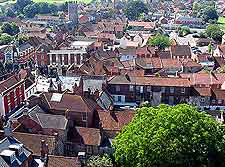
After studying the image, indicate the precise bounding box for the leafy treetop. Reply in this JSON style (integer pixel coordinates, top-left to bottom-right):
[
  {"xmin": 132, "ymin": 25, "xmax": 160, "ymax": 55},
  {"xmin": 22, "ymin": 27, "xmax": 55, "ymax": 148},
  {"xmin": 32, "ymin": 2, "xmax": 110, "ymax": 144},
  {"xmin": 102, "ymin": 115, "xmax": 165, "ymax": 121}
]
[{"xmin": 113, "ymin": 104, "xmax": 225, "ymax": 167}]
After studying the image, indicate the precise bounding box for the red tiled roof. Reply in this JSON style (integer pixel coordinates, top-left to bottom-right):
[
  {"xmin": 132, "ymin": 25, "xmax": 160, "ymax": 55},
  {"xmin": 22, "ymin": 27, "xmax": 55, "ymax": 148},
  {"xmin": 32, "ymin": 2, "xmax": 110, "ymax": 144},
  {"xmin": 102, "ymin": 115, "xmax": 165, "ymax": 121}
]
[
  {"xmin": 194, "ymin": 87, "xmax": 212, "ymax": 96},
  {"xmin": 98, "ymin": 110, "xmax": 134, "ymax": 131},
  {"xmin": 13, "ymin": 132, "xmax": 56, "ymax": 156},
  {"xmin": 136, "ymin": 57, "xmax": 162, "ymax": 69},
  {"xmin": 108, "ymin": 75, "xmax": 191, "ymax": 87},
  {"xmin": 161, "ymin": 59, "xmax": 182, "ymax": 69},
  {"xmin": 170, "ymin": 45, "xmax": 191, "ymax": 58},
  {"xmin": 70, "ymin": 127, "xmax": 101, "ymax": 146},
  {"xmin": 42, "ymin": 93, "xmax": 98, "ymax": 113},
  {"xmin": 218, "ymin": 45, "xmax": 225, "ymax": 53},
  {"xmin": 181, "ymin": 59, "xmax": 201, "ymax": 68},
  {"xmin": 97, "ymin": 33, "xmax": 116, "ymax": 40},
  {"xmin": 128, "ymin": 21, "xmax": 155, "ymax": 29},
  {"xmin": 180, "ymin": 73, "xmax": 225, "ymax": 86},
  {"xmin": 0, "ymin": 75, "xmax": 22, "ymax": 94},
  {"xmin": 136, "ymin": 46, "xmax": 155, "ymax": 56},
  {"xmin": 47, "ymin": 155, "xmax": 78, "ymax": 167},
  {"xmin": 212, "ymin": 89, "xmax": 225, "ymax": 100}
]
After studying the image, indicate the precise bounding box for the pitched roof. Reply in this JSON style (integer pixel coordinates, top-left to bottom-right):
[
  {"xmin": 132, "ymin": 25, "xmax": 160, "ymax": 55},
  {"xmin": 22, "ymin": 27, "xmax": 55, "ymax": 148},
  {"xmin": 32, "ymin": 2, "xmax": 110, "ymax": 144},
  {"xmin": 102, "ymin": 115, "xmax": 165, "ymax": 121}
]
[
  {"xmin": 128, "ymin": 21, "xmax": 155, "ymax": 29},
  {"xmin": 218, "ymin": 45, "xmax": 225, "ymax": 53},
  {"xmin": 180, "ymin": 73, "xmax": 225, "ymax": 86},
  {"xmin": 136, "ymin": 57, "xmax": 162, "ymax": 69},
  {"xmin": 12, "ymin": 132, "xmax": 56, "ymax": 156},
  {"xmin": 69, "ymin": 127, "xmax": 101, "ymax": 146},
  {"xmin": 212, "ymin": 89, "xmax": 225, "ymax": 100},
  {"xmin": 47, "ymin": 155, "xmax": 78, "ymax": 167},
  {"xmin": 0, "ymin": 136, "xmax": 32, "ymax": 167},
  {"xmin": 170, "ymin": 45, "xmax": 191, "ymax": 58},
  {"xmin": 0, "ymin": 75, "xmax": 22, "ymax": 94},
  {"xmin": 156, "ymin": 51, "xmax": 171, "ymax": 59},
  {"xmin": 42, "ymin": 93, "xmax": 98, "ymax": 113},
  {"xmin": 161, "ymin": 59, "xmax": 182, "ymax": 69},
  {"xmin": 97, "ymin": 110, "xmax": 134, "ymax": 131},
  {"xmin": 194, "ymin": 87, "xmax": 212, "ymax": 96},
  {"xmin": 36, "ymin": 113, "xmax": 68, "ymax": 130},
  {"xmin": 181, "ymin": 59, "xmax": 201, "ymax": 68},
  {"xmin": 136, "ymin": 46, "xmax": 155, "ymax": 56},
  {"xmin": 108, "ymin": 75, "xmax": 191, "ymax": 87}
]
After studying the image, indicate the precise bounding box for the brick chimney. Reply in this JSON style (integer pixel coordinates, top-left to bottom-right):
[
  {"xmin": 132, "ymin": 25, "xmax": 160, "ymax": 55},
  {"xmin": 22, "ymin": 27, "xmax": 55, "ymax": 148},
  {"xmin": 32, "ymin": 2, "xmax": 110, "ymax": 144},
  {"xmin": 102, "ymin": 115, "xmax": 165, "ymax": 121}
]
[{"xmin": 40, "ymin": 140, "xmax": 49, "ymax": 162}]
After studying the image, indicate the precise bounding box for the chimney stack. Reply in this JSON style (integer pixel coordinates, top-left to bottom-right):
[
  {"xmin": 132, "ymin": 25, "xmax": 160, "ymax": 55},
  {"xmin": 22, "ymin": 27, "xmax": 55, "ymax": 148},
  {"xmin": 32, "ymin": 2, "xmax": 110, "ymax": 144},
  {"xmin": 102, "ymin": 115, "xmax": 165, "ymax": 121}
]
[{"xmin": 40, "ymin": 140, "xmax": 49, "ymax": 162}]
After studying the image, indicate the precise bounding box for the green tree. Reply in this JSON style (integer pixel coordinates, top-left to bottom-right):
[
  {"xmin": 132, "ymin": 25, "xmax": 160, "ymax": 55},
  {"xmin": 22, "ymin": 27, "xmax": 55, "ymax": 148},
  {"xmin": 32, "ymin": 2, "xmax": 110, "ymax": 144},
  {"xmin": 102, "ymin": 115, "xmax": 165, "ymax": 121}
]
[
  {"xmin": 87, "ymin": 154, "xmax": 113, "ymax": 167},
  {"xmin": 203, "ymin": 7, "xmax": 219, "ymax": 22},
  {"xmin": 15, "ymin": 0, "xmax": 32, "ymax": 10},
  {"xmin": 0, "ymin": 33, "xmax": 13, "ymax": 45},
  {"xmin": 178, "ymin": 26, "xmax": 191, "ymax": 37},
  {"xmin": 125, "ymin": 0, "xmax": 148, "ymax": 20},
  {"xmin": 5, "ymin": 7, "xmax": 16, "ymax": 17},
  {"xmin": 205, "ymin": 24, "xmax": 224, "ymax": 42},
  {"xmin": 208, "ymin": 42, "xmax": 213, "ymax": 54},
  {"xmin": 147, "ymin": 34, "xmax": 171, "ymax": 50},
  {"xmin": 113, "ymin": 104, "xmax": 225, "ymax": 167},
  {"xmin": 17, "ymin": 34, "xmax": 29, "ymax": 45},
  {"xmin": 1, "ymin": 22, "xmax": 20, "ymax": 36},
  {"xmin": 23, "ymin": 3, "xmax": 39, "ymax": 18}
]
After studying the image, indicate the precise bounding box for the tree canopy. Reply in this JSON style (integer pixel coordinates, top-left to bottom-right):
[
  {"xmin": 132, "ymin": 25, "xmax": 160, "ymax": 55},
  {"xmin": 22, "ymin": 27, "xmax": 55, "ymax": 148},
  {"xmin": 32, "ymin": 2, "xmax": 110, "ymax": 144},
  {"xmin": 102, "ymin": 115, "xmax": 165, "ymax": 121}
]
[
  {"xmin": 147, "ymin": 34, "xmax": 171, "ymax": 50},
  {"xmin": 0, "ymin": 33, "xmax": 13, "ymax": 45},
  {"xmin": 205, "ymin": 24, "xmax": 224, "ymax": 42},
  {"xmin": 203, "ymin": 7, "xmax": 219, "ymax": 22},
  {"xmin": 178, "ymin": 26, "xmax": 191, "ymax": 37},
  {"xmin": 113, "ymin": 104, "xmax": 225, "ymax": 167},
  {"xmin": 1, "ymin": 22, "xmax": 20, "ymax": 36},
  {"xmin": 124, "ymin": 0, "xmax": 148, "ymax": 20},
  {"xmin": 87, "ymin": 154, "xmax": 113, "ymax": 167}
]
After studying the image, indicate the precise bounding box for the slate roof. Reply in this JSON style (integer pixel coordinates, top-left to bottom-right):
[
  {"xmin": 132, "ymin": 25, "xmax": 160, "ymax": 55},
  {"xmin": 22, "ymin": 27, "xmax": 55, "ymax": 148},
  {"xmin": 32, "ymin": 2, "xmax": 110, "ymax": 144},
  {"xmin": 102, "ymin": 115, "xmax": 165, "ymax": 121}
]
[{"xmin": 0, "ymin": 136, "xmax": 32, "ymax": 167}]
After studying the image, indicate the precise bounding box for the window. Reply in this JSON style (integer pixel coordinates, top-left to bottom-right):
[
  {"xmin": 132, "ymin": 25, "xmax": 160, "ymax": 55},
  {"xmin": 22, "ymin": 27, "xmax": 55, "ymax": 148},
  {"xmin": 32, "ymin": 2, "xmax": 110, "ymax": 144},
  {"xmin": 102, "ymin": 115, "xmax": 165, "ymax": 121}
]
[
  {"xmin": 147, "ymin": 86, "xmax": 151, "ymax": 92},
  {"xmin": 212, "ymin": 99, "xmax": 216, "ymax": 104},
  {"xmin": 115, "ymin": 85, "xmax": 120, "ymax": 92},
  {"xmin": 118, "ymin": 96, "xmax": 121, "ymax": 102},
  {"xmin": 218, "ymin": 99, "xmax": 223, "ymax": 104},
  {"xmin": 129, "ymin": 85, "xmax": 134, "ymax": 91},
  {"xmin": 170, "ymin": 87, "xmax": 175, "ymax": 93},
  {"xmin": 200, "ymin": 98, "xmax": 205, "ymax": 103},
  {"xmin": 140, "ymin": 86, "xmax": 143, "ymax": 93},
  {"xmin": 136, "ymin": 86, "xmax": 140, "ymax": 91},
  {"xmin": 7, "ymin": 95, "xmax": 10, "ymax": 103},
  {"xmin": 181, "ymin": 88, "xmax": 185, "ymax": 94},
  {"xmin": 161, "ymin": 87, "xmax": 165, "ymax": 93},
  {"xmin": 87, "ymin": 146, "xmax": 92, "ymax": 154},
  {"xmin": 82, "ymin": 113, "xmax": 87, "ymax": 122}
]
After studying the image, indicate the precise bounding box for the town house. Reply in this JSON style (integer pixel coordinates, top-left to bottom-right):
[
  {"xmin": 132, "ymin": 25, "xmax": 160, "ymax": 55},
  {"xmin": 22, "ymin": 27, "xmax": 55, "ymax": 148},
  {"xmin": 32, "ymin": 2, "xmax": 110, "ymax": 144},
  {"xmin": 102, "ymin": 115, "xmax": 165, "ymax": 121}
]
[{"xmin": 107, "ymin": 75, "xmax": 191, "ymax": 107}]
